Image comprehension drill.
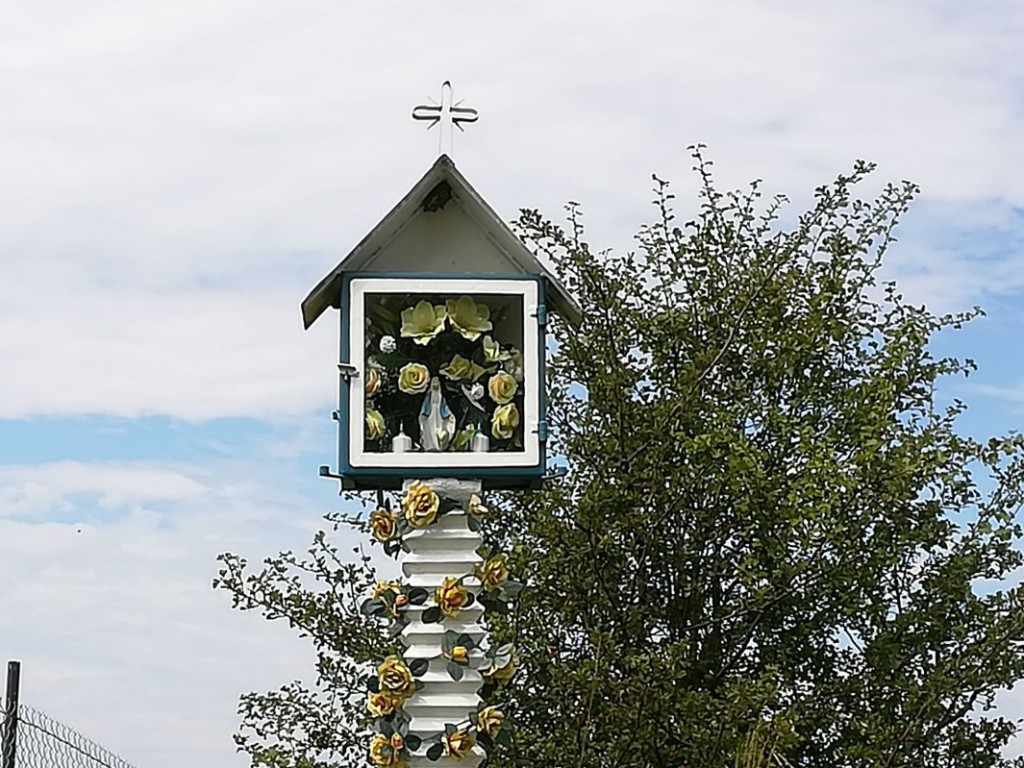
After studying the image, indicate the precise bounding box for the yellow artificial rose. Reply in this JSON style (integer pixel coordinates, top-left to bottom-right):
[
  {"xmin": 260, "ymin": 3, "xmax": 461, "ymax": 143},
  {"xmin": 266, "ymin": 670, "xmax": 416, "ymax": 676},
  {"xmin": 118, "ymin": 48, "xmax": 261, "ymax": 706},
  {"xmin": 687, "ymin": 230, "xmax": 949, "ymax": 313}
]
[
  {"xmin": 446, "ymin": 296, "xmax": 492, "ymax": 341},
  {"xmin": 487, "ymin": 371, "xmax": 518, "ymax": 405},
  {"xmin": 397, "ymin": 363, "xmax": 430, "ymax": 395},
  {"xmin": 482, "ymin": 335, "xmax": 510, "ymax": 363},
  {"xmin": 366, "ymin": 408, "xmax": 386, "ymax": 440},
  {"xmin": 443, "ymin": 729, "xmax": 475, "ymax": 761},
  {"xmin": 377, "ymin": 656, "xmax": 415, "ymax": 699},
  {"xmin": 435, "ymin": 576, "xmax": 470, "ymax": 619},
  {"xmin": 491, "ymin": 403, "xmax": 520, "ymax": 440},
  {"xmin": 394, "ymin": 593, "xmax": 409, "ymax": 608},
  {"xmin": 366, "ymin": 690, "xmax": 402, "ymax": 717},
  {"xmin": 400, "ymin": 300, "xmax": 447, "ymax": 345},
  {"xmin": 467, "ymin": 494, "xmax": 489, "ymax": 517},
  {"xmin": 476, "ymin": 706, "xmax": 504, "ymax": 738},
  {"xmin": 369, "ymin": 733, "xmax": 405, "ymax": 767},
  {"xmin": 440, "ymin": 354, "xmax": 486, "ymax": 382},
  {"xmin": 451, "ymin": 646, "xmax": 469, "ymax": 662},
  {"xmin": 371, "ymin": 580, "xmax": 402, "ymax": 599},
  {"xmin": 365, "ymin": 368, "xmax": 381, "ymax": 397},
  {"xmin": 477, "ymin": 555, "xmax": 509, "ymax": 592},
  {"xmin": 402, "ymin": 481, "xmax": 440, "ymax": 528},
  {"xmin": 481, "ymin": 655, "xmax": 516, "ymax": 686},
  {"xmin": 369, "ymin": 509, "xmax": 399, "ymax": 541},
  {"xmin": 390, "ymin": 733, "xmax": 404, "ymax": 751}
]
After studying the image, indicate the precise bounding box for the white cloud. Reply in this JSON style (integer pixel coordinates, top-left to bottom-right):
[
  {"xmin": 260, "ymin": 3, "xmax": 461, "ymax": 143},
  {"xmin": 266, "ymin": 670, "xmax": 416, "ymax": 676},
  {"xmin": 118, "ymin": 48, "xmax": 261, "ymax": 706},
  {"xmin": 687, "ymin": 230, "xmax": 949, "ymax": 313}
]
[
  {"xmin": 0, "ymin": 460, "xmax": 207, "ymax": 516},
  {"xmin": 0, "ymin": 458, "xmax": 355, "ymax": 768},
  {"xmin": 0, "ymin": 1, "xmax": 1021, "ymax": 421}
]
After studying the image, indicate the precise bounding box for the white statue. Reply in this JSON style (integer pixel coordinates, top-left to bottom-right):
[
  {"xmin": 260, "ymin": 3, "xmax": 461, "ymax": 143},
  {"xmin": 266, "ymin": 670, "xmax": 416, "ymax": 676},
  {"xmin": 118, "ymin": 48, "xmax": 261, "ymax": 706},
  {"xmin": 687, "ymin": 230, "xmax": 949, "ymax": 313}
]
[{"xmin": 419, "ymin": 377, "xmax": 456, "ymax": 451}]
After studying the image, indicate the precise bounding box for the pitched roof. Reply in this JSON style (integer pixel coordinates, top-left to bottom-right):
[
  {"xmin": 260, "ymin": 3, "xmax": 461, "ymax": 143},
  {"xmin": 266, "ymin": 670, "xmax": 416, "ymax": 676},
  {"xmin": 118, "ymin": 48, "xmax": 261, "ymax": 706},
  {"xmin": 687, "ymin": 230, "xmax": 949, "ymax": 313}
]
[{"xmin": 301, "ymin": 154, "xmax": 582, "ymax": 329}]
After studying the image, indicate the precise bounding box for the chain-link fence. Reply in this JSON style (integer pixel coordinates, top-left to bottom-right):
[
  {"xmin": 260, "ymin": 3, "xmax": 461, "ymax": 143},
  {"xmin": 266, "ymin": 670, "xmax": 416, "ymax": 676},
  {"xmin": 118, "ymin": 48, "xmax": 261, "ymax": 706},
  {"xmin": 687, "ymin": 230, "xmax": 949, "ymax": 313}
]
[{"xmin": 2, "ymin": 661, "xmax": 138, "ymax": 768}]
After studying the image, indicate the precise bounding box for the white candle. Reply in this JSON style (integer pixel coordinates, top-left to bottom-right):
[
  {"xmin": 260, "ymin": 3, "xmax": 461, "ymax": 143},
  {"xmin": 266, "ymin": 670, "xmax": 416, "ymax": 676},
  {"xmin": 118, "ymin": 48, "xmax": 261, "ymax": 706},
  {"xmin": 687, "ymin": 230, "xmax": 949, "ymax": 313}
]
[
  {"xmin": 392, "ymin": 431, "xmax": 413, "ymax": 453},
  {"xmin": 471, "ymin": 432, "xmax": 490, "ymax": 453}
]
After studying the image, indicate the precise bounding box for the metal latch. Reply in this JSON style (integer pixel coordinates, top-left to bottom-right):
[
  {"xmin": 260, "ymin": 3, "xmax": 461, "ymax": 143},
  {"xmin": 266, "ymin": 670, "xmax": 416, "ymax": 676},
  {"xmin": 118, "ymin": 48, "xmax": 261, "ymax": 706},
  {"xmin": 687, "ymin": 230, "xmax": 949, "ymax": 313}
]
[{"xmin": 338, "ymin": 362, "xmax": 360, "ymax": 380}]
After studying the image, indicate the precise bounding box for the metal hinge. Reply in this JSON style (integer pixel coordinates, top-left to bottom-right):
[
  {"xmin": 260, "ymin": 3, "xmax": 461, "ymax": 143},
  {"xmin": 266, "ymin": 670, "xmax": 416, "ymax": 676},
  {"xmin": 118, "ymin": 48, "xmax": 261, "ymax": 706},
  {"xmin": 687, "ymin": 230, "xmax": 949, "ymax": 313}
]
[
  {"xmin": 535, "ymin": 420, "xmax": 549, "ymax": 442},
  {"xmin": 530, "ymin": 304, "xmax": 547, "ymax": 326}
]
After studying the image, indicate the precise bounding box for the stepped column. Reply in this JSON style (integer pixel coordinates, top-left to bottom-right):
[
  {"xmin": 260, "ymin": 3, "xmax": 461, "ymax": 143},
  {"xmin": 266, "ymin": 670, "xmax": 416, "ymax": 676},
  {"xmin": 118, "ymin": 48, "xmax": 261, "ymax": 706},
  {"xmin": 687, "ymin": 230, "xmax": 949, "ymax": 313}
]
[{"xmin": 400, "ymin": 478, "xmax": 486, "ymax": 767}]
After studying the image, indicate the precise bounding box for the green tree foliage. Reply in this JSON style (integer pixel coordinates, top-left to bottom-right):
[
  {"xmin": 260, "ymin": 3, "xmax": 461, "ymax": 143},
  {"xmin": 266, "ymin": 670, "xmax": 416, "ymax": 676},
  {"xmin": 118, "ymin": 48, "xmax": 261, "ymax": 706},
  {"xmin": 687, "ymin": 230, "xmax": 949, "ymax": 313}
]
[{"xmin": 215, "ymin": 148, "xmax": 1024, "ymax": 767}]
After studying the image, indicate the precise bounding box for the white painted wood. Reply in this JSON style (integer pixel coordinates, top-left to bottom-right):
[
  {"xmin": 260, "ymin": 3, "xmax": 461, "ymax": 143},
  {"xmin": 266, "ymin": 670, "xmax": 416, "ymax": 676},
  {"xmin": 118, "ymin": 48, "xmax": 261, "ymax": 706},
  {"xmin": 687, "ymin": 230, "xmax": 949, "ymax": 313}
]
[
  {"xmin": 348, "ymin": 277, "xmax": 542, "ymax": 470},
  {"xmin": 398, "ymin": 480, "xmax": 487, "ymax": 767}
]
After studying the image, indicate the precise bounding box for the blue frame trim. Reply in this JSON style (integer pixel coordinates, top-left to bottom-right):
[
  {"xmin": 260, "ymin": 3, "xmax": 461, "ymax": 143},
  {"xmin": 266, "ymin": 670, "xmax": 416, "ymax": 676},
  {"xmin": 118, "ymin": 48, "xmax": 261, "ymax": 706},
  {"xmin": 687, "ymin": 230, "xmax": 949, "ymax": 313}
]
[{"xmin": 336, "ymin": 272, "xmax": 548, "ymax": 487}]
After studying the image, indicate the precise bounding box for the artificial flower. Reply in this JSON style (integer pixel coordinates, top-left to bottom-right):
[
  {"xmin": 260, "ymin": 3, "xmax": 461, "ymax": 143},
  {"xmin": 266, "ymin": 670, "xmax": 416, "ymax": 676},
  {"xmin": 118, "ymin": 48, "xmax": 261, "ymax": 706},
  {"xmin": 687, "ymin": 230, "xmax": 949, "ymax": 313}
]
[
  {"xmin": 482, "ymin": 335, "xmax": 510, "ymax": 363},
  {"xmin": 504, "ymin": 348, "xmax": 524, "ymax": 383},
  {"xmin": 398, "ymin": 363, "xmax": 431, "ymax": 395},
  {"xmin": 400, "ymin": 301, "xmax": 447, "ymax": 345},
  {"xmin": 369, "ymin": 508, "xmax": 399, "ymax": 541},
  {"xmin": 377, "ymin": 656, "xmax": 415, "ymax": 699},
  {"xmin": 379, "ymin": 335, "xmax": 397, "ymax": 354},
  {"xmin": 462, "ymin": 382, "xmax": 486, "ymax": 412},
  {"xmin": 440, "ymin": 354, "xmax": 486, "ymax": 382},
  {"xmin": 487, "ymin": 372, "xmax": 518, "ymax": 405},
  {"xmin": 451, "ymin": 425, "xmax": 476, "ymax": 452},
  {"xmin": 369, "ymin": 733, "xmax": 405, "ymax": 767},
  {"xmin": 365, "ymin": 368, "xmax": 381, "ymax": 397},
  {"xmin": 366, "ymin": 690, "xmax": 402, "ymax": 717},
  {"xmin": 476, "ymin": 707, "xmax": 504, "ymax": 738},
  {"xmin": 445, "ymin": 296, "xmax": 492, "ymax": 341},
  {"xmin": 366, "ymin": 408, "xmax": 386, "ymax": 440},
  {"xmin": 477, "ymin": 555, "xmax": 509, "ymax": 592},
  {"xmin": 467, "ymin": 494, "xmax": 489, "ymax": 517},
  {"xmin": 435, "ymin": 576, "xmax": 470, "ymax": 619},
  {"xmin": 371, "ymin": 580, "xmax": 402, "ymax": 600},
  {"xmin": 481, "ymin": 651, "xmax": 516, "ymax": 687},
  {"xmin": 402, "ymin": 481, "xmax": 440, "ymax": 528},
  {"xmin": 491, "ymin": 403, "xmax": 520, "ymax": 440},
  {"xmin": 443, "ymin": 729, "xmax": 475, "ymax": 761}
]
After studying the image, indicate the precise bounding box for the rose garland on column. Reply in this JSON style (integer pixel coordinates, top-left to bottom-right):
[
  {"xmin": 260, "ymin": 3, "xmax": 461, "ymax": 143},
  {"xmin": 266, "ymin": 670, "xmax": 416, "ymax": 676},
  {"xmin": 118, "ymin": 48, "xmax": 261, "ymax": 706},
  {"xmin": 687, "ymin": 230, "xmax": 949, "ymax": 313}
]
[{"xmin": 360, "ymin": 482, "xmax": 520, "ymax": 765}]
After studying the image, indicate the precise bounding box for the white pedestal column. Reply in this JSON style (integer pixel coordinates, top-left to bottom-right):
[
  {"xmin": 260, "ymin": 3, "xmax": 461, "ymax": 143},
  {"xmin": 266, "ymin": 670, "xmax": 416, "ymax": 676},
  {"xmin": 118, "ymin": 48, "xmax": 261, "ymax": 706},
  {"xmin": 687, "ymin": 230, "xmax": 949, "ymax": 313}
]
[{"xmin": 400, "ymin": 478, "xmax": 486, "ymax": 767}]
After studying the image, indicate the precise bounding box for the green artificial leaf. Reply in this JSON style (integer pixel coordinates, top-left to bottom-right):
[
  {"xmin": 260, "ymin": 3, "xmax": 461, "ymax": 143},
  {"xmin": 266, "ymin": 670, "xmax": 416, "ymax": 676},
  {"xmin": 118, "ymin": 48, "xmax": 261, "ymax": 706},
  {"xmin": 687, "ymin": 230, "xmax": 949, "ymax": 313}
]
[
  {"xmin": 359, "ymin": 598, "xmax": 386, "ymax": 617},
  {"xmin": 426, "ymin": 743, "xmax": 444, "ymax": 761},
  {"xmin": 477, "ymin": 732, "xmax": 494, "ymax": 751},
  {"xmin": 441, "ymin": 630, "xmax": 459, "ymax": 654},
  {"xmin": 421, "ymin": 606, "xmax": 442, "ymax": 624},
  {"xmin": 447, "ymin": 660, "xmax": 464, "ymax": 681}
]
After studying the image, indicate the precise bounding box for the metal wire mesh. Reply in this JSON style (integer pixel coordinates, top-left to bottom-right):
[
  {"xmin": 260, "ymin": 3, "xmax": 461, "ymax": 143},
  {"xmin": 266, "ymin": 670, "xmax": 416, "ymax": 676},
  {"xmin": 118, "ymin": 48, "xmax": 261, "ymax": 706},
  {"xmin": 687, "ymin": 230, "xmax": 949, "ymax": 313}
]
[{"xmin": 1, "ymin": 700, "xmax": 137, "ymax": 768}]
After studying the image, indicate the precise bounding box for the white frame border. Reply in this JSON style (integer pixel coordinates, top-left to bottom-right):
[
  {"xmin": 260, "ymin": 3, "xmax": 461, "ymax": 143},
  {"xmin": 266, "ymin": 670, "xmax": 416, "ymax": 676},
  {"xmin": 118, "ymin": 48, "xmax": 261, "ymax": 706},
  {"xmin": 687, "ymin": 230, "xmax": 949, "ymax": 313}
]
[{"xmin": 348, "ymin": 277, "xmax": 541, "ymax": 469}]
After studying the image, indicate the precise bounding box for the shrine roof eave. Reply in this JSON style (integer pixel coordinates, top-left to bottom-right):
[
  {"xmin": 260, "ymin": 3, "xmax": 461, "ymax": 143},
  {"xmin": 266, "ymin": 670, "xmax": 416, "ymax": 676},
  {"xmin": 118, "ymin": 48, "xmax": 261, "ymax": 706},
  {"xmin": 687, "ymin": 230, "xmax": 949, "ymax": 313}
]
[{"xmin": 300, "ymin": 154, "xmax": 582, "ymax": 330}]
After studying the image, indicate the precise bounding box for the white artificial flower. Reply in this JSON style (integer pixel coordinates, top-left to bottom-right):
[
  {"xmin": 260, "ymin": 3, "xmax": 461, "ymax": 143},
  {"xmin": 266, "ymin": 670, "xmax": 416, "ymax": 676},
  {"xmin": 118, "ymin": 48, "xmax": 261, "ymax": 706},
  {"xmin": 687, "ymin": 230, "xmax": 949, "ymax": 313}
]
[
  {"xmin": 379, "ymin": 335, "xmax": 397, "ymax": 354},
  {"xmin": 462, "ymin": 383, "xmax": 486, "ymax": 411}
]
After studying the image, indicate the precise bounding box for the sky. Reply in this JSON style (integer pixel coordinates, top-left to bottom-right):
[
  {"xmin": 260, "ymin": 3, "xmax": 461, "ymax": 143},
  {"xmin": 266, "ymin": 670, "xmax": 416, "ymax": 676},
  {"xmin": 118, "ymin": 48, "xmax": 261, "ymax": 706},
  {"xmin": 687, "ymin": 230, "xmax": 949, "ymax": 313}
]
[{"xmin": 0, "ymin": 1, "xmax": 1023, "ymax": 766}]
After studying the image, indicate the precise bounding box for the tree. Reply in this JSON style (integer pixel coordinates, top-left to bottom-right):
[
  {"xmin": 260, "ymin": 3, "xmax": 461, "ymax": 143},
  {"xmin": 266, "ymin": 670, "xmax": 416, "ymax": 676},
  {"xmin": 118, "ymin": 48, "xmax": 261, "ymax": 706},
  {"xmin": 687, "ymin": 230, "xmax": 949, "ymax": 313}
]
[{"xmin": 215, "ymin": 147, "xmax": 1024, "ymax": 768}]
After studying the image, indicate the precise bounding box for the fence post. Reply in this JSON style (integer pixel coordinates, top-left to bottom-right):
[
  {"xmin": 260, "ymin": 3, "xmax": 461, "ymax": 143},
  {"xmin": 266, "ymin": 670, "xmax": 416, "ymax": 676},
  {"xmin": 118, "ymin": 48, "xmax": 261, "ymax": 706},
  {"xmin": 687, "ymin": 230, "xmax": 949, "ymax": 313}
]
[{"xmin": 1, "ymin": 660, "xmax": 20, "ymax": 768}]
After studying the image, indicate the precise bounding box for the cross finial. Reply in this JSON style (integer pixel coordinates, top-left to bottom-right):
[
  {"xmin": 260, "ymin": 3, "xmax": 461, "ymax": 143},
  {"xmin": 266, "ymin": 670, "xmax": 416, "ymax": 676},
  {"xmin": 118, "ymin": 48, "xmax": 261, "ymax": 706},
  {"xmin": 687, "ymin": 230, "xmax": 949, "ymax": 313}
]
[{"xmin": 412, "ymin": 81, "xmax": 479, "ymax": 156}]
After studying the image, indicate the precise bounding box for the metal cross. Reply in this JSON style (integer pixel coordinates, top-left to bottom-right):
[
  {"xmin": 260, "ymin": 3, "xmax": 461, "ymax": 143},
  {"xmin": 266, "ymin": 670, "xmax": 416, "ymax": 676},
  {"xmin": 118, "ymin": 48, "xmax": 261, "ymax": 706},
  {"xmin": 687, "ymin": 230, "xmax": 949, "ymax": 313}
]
[{"xmin": 412, "ymin": 81, "xmax": 479, "ymax": 156}]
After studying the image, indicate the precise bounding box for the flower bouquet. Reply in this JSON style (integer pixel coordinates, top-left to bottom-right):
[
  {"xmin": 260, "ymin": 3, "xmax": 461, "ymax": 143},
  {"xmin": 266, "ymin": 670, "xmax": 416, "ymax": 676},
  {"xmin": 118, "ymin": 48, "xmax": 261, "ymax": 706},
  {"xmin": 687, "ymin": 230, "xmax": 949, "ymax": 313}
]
[{"xmin": 363, "ymin": 294, "xmax": 525, "ymax": 453}]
